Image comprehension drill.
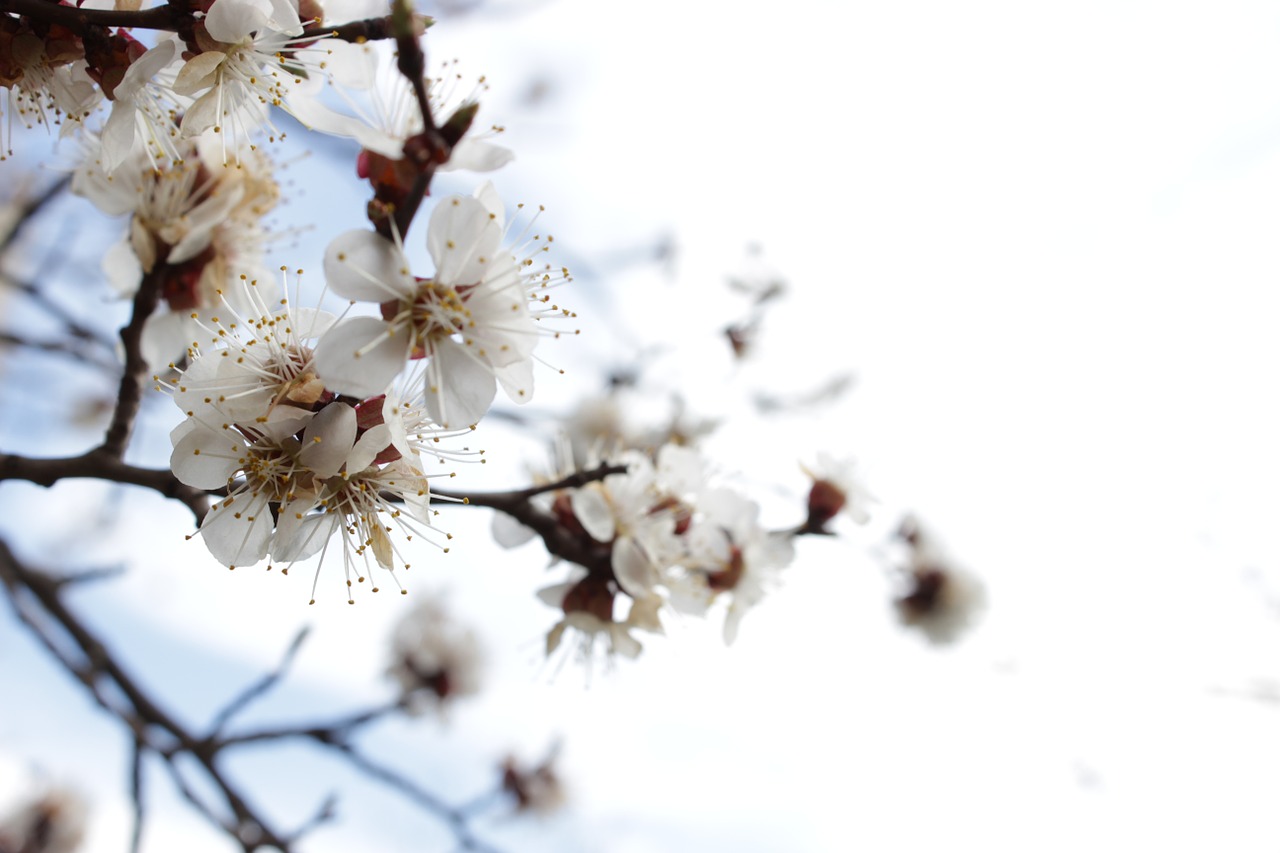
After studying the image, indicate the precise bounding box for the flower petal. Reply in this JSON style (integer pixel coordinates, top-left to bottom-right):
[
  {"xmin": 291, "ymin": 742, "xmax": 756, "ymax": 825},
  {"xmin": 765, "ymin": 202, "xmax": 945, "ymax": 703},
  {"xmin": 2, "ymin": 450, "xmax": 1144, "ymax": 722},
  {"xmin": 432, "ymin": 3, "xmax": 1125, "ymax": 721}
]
[
  {"xmin": 313, "ymin": 315, "xmax": 406, "ymax": 398},
  {"xmin": 423, "ymin": 340, "xmax": 496, "ymax": 428},
  {"xmin": 200, "ymin": 491, "xmax": 273, "ymax": 567},
  {"xmin": 426, "ymin": 194, "xmax": 503, "ymax": 286},
  {"xmin": 323, "ymin": 230, "xmax": 415, "ymax": 302},
  {"xmin": 298, "ymin": 402, "xmax": 357, "ymax": 478}
]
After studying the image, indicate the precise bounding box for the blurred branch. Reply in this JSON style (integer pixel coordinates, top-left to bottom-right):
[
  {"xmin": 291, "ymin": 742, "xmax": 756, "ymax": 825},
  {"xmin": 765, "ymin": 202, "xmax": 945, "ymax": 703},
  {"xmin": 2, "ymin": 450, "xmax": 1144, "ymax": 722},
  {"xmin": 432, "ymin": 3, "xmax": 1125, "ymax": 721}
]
[
  {"xmin": 208, "ymin": 626, "xmax": 312, "ymax": 738},
  {"xmin": 0, "ymin": 537, "xmax": 292, "ymax": 851},
  {"xmin": 0, "ymin": 538, "xmax": 509, "ymax": 850},
  {"xmin": 0, "ymin": 328, "xmax": 117, "ymax": 371}
]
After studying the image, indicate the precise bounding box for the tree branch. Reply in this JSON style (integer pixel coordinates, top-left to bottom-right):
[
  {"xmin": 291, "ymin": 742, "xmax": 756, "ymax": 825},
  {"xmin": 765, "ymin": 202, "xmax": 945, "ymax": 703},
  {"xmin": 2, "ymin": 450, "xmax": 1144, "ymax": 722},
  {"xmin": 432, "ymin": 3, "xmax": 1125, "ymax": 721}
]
[
  {"xmin": 0, "ymin": 450, "xmax": 210, "ymax": 520},
  {"xmin": 101, "ymin": 264, "xmax": 165, "ymax": 458}
]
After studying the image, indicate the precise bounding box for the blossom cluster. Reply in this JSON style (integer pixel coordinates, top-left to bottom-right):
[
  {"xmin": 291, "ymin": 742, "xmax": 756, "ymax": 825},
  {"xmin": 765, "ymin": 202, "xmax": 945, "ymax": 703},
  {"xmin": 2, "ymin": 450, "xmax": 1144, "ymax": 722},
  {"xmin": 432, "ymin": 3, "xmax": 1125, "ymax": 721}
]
[
  {"xmin": 159, "ymin": 171, "xmax": 568, "ymax": 599},
  {"xmin": 498, "ymin": 444, "xmax": 825, "ymax": 657},
  {"xmin": 3, "ymin": 0, "xmax": 581, "ymax": 595},
  {"xmin": 3, "ymin": 0, "xmax": 970, "ymax": 662}
]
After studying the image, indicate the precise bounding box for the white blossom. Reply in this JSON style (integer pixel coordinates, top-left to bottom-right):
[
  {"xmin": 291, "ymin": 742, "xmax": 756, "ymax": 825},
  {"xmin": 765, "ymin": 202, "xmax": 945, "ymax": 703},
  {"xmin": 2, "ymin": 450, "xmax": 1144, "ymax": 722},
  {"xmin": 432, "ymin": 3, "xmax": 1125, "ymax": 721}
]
[
  {"xmin": 165, "ymin": 279, "xmax": 466, "ymax": 602},
  {"xmin": 173, "ymin": 0, "xmax": 333, "ymax": 161},
  {"xmin": 315, "ymin": 182, "xmax": 573, "ymax": 427},
  {"xmin": 304, "ymin": 45, "xmax": 513, "ymax": 169}
]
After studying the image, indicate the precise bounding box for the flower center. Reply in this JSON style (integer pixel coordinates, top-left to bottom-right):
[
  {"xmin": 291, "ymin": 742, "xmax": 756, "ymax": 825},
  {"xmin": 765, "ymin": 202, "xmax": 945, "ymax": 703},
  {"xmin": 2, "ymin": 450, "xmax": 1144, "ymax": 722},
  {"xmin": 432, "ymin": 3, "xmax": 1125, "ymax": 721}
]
[{"xmin": 383, "ymin": 278, "xmax": 475, "ymax": 358}]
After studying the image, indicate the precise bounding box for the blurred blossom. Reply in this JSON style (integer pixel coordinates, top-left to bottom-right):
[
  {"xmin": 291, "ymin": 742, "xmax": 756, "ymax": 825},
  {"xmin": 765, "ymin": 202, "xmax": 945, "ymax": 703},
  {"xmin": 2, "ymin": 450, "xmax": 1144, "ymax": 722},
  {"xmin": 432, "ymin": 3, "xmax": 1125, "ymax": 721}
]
[
  {"xmin": 892, "ymin": 514, "xmax": 985, "ymax": 645},
  {"xmin": 386, "ymin": 594, "xmax": 483, "ymax": 713},
  {"xmin": 0, "ymin": 787, "xmax": 88, "ymax": 853},
  {"xmin": 802, "ymin": 452, "xmax": 874, "ymax": 531},
  {"xmin": 501, "ymin": 748, "xmax": 565, "ymax": 816}
]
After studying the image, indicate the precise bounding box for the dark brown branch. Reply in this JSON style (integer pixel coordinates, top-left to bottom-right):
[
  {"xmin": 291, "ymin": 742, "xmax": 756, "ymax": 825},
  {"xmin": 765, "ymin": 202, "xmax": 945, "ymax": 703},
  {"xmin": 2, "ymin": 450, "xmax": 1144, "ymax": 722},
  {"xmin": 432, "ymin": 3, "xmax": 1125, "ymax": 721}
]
[
  {"xmin": 301, "ymin": 14, "xmax": 404, "ymax": 42},
  {"xmin": 101, "ymin": 264, "xmax": 165, "ymax": 457},
  {"xmin": 0, "ymin": 449, "xmax": 210, "ymax": 520},
  {"xmin": 0, "ymin": 0, "xmax": 182, "ymax": 34},
  {"xmin": 432, "ymin": 463, "xmax": 628, "ymax": 577},
  {"xmin": 434, "ymin": 462, "xmax": 628, "ymax": 508}
]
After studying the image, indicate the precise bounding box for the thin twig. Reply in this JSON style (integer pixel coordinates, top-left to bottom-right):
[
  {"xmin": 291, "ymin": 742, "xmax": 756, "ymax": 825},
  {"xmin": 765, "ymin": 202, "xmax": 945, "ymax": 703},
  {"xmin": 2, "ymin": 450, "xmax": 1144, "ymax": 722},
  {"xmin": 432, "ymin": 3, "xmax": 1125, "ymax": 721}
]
[
  {"xmin": 208, "ymin": 627, "xmax": 312, "ymax": 738},
  {"xmin": 325, "ymin": 743, "xmax": 502, "ymax": 853},
  {"xmin": 432, "ymin": 462, "xmax": 628, "ymax": 508},
  {"xmin": 0, "ymin": 539, "xmax": 293, "ymax": 851},
  {"xmin": 0, "ymin": 329, "xmax": 117, "ymax": 371},
  {"xmin": 128, "ymin": 738, "xmax": 146, "ymax": 853}
]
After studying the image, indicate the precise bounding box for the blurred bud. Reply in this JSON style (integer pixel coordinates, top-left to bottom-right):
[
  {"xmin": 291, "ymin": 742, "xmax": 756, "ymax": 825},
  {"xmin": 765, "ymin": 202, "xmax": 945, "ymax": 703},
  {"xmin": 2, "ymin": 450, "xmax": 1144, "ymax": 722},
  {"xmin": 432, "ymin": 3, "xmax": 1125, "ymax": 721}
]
[
  {"xmin": 386, "ymin": 596, "xmax": 483, "ymax": 714},
  {"xmin": 801, "ymin": 453, "xmax": 873, "ymax": 531},
  {"xmin": 501, "ymin": 748, "xmax": 565, "ymax": 815},
  {"xmin": 892, "ymin": 514, "xmax": 985, "ymax": 645},
  {"xmin": 0, "ymin": 787, "xmax": 88, "ymax": 853}
]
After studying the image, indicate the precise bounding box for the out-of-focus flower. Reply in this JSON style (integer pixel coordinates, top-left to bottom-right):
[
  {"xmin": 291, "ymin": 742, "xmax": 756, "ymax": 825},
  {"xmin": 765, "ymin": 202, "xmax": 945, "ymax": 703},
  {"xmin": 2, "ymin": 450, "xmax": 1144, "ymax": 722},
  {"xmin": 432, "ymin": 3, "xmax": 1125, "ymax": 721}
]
[
  {"xmin": 892, "ymin": 514, "xmax": 985, "ymax": 645},
  {"xmin": 73, "ymin": 133, "xmax": 280, "ymax": 370},
  {"xmin": 172, "ymin": 0, "xmax": 331, "ymax": 159},
  {"xmin": 0, "ymin": 786, "xmax": 89, "ymax": 853},
  {"xmin": 315, "ymin": 182, "xmax": 573, "ymax": 427},
  {"xmin": 386, "ymin": 595, "xmax": 483, "ymax": 713},
  {"xmin": 524, "ymin": 443, "xmax": 796, "ymax": 654},
  {"xmin": 671, "ymin": 486, "xmax": 796, "ymax": 644},
  {"xmin": 0, "ymin": 15, "xmax": 100, "ymax": 160},
  {"xmin": 303, "ymin": 45, "xmax": 513, "ymax": 171},
  {"xmin": 98, "ymin": 37, "xmax": 190, "ymax": 172},
  {"xmin": 801, "ymin": 452, "xmax": 874, "ymax": 531},
  {"xmin": 539, "ymin": 569, "xmax": 662, "ymax": 661},
  {"xmin": 501, "ymin": 748, "xmax": 565, "ymax": 816}
]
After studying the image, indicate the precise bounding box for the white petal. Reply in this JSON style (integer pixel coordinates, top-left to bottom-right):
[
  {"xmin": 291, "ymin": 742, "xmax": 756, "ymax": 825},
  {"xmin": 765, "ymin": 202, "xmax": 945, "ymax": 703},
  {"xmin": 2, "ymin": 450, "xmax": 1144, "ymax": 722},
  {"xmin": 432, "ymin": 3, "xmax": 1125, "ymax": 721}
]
[
  {"xmin": 140, "ymin": 311, "xmax": 194, "ymax": 373},
  {"xmin": 608, "ymin": 625, "xmax": 642, "ymax": 659},
  {"xmin": 495, "ymin": 357, "xmax": 535, "ymax": 405},
  {"xmin": 323, "ymin": 41, "xmax": 378, "ymax": 89},
  {"xmin": 442, "ymin": 140, "xmax": 514, "ymax": 174},
  {"xmin": 323, "ymin": 230, "xmax": 415, "ymax": 302},
  {"xmin": 722, "ymin": 605, "xmax": 745, "ymax": 645},
  {"xmin": 170, "ymin": 424, "xmax": 243, "ymax": 489},
  {"xmin": 272, "ymin": 504, "xmax": 337, "ymax": 562},
  {"xmin": 423, "ymin": 340, "xmax": 496, "ymax": 428},
  {"xmin": 569, "ymin": 488, "xmax": 614, "ymax": 543},
  {"xmin": 426, "ymin": 195, "xmax": 503, "ymax": 286},
  {"xmin": 173, "ymin": 51, "xmax": 227, "ymax": 96},
  {"xmin": 347, "ymin": 423, "xmax": 389, "ymax": 473},
  {"xmin": 611, "ymin": 535, "xmax": 657, "ymax": 599},
  {"xmin": 200, "ymin": 491, "xmax": 274, "ymax": 567},
  {"xmin": 289, "ymin": 307, "xmax": 336, "ymax": 340},
  {"xmin": 100, "ymin": 103, "xmax": 139, "ymax": 175},
  {"xmin": 313, "ymin": 316, "xmax": 406, "ymax": 398},
  {"xmin": 180, "ymin": 89, "xmax": 223, "ymax": 137},
  {"xmin": 298, "ymin": 402, "xmax": 357, "ymax": 478},
  {"xmin": 205, "ymin": 0, "xmax": 270, "ymax": 43},
  {"xmin": 491, "ymin": 510, "xmax": 537, "ymax": 548},
  {"xmin": 103, "ymin": 238, "xmax": 143, "ymax": 296},
  {"xmin": 116, "ymin": 39, "xmax": 178, "ymax": 99}
]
